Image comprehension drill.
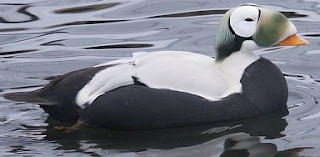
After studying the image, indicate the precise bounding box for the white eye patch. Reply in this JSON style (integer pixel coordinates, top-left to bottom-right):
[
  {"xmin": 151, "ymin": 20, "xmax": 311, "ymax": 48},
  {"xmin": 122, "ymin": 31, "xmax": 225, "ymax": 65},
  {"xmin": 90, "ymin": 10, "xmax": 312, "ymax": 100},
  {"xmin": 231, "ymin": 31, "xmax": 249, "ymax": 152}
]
[{"xmin": 230, "ymin": 6, "xmax": 260, "ymax": 38}]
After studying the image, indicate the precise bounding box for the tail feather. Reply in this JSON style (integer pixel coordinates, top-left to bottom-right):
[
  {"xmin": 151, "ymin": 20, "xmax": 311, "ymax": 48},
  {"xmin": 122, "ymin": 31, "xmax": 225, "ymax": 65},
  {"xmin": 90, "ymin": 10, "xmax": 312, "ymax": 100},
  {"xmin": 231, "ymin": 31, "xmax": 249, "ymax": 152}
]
[{"xmin": 3, "ymin": 92, "xmax": 54, "ymax": 106}]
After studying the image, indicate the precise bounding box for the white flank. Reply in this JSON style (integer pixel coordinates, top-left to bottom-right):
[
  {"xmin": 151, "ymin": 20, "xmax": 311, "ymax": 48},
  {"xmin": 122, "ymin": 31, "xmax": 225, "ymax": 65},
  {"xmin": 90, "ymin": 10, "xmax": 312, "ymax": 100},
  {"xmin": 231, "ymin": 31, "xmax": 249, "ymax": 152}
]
[{"xmin": 75, "ymin": 50, "xmax": 259, "ymax": 108}]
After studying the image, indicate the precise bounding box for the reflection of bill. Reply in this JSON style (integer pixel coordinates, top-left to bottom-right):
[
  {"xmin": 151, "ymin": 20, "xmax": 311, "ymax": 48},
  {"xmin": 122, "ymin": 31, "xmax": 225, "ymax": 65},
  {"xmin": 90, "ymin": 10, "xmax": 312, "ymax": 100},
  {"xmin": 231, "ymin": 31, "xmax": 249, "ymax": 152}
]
[{"xmin": 220, "ymin": 133, "xmax": 312, "ymax": 157}]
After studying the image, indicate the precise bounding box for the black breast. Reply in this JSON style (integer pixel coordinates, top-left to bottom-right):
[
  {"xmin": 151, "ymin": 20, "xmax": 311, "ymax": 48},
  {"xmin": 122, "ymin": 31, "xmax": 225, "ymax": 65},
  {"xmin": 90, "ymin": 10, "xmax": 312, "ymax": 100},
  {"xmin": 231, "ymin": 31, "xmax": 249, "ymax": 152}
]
[{"xmin": 241, "ymin": 57, "xmax": 288, "ymax": 113}]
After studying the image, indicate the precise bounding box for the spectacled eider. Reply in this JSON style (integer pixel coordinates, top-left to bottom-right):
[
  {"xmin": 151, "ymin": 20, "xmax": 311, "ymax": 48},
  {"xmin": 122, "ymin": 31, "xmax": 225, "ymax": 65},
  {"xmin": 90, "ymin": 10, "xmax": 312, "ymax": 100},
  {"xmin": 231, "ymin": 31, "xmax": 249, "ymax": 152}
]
[{"xmin": 4, "ymin": 4, "xmax": 309, "ymax": 130}]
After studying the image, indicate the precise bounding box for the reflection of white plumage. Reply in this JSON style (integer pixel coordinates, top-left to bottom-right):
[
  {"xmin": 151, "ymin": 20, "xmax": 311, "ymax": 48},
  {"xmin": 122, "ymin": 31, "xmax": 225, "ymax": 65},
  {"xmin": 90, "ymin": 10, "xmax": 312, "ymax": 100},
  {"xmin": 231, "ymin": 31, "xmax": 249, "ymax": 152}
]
[{"xmin": 4, "ymin": 4, "xmax": 309, "ymax": 130}]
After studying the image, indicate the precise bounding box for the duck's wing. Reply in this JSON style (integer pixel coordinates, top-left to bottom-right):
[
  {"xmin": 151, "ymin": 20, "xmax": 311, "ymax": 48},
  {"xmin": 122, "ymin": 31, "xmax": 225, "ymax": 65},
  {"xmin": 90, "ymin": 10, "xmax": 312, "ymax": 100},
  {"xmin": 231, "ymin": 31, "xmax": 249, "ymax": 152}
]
[
  {"xmin": 76, "ymin": 51, "xmax": 230, "ymax": 109},
  {"xmin": 134, "ymin": 51, "xmax": 229, "ymax": 100}
]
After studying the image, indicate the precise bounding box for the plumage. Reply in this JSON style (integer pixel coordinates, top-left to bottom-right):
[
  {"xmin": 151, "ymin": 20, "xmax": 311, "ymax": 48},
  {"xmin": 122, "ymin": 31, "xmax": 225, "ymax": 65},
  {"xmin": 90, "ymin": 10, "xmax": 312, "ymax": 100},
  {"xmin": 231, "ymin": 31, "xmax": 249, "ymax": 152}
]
[{"xmin": 3, "ymin": 4, "xmax": 308, "ymax": 130}]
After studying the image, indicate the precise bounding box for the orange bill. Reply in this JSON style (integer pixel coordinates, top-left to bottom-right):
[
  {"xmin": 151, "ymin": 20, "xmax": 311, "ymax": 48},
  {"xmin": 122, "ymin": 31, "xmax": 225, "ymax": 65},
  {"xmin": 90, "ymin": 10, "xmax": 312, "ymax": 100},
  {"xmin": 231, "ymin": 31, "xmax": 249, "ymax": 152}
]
[{"xmin": 278, "ymin": 34, "xmax": 309, "ymax": 46}]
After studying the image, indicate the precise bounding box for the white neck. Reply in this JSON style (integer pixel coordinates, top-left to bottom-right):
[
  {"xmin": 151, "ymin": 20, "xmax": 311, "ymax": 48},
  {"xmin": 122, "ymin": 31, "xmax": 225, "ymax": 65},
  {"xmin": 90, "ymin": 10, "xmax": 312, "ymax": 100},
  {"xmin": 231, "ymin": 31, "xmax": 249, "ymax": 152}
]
[{"xmin": 214, "ymin": 50, "xmax": 260, "ymax": 97}]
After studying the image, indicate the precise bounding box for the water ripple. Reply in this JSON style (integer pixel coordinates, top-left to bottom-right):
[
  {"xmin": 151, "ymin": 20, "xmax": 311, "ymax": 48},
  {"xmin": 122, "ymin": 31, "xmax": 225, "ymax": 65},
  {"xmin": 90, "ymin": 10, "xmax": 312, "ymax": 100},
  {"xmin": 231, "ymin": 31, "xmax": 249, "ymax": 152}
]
[
  {"xmin": 285, "ymin": 73, "xmax": 320, "ymax": 86},
  {"xmin": 0, "ymin": 5, "xmax": 38, "ymax": 23},
  {"xmin": 85, "ymin": 39, "xmax": 178, "ymax": 50},
  {"xmin": 54, "ymin": 3, "xmax": 121, "ymax": 14},
  {"xmin": 305, "ymin": 49, "xmax": 320, "ymax": 55},
  {"xmin": 86, "ymin": 43, "xmax": 153, "ymax": 49}
]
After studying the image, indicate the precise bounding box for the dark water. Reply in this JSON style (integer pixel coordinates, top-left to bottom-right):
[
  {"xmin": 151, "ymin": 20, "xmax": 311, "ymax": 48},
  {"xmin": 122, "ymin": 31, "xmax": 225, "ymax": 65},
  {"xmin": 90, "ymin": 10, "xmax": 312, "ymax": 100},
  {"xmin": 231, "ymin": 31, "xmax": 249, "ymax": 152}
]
[{"xmin": 0, "ymin": 0, "xmax": 320, "ymax": 156}]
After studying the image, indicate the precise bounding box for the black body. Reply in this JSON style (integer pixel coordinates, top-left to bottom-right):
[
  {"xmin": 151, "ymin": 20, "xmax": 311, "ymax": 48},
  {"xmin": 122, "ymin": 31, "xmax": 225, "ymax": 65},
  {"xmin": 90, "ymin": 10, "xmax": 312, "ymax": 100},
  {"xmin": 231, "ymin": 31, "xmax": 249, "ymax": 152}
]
[{"xmin": 4, "ymin": 57, "xmax": 288, "ymax": 130}]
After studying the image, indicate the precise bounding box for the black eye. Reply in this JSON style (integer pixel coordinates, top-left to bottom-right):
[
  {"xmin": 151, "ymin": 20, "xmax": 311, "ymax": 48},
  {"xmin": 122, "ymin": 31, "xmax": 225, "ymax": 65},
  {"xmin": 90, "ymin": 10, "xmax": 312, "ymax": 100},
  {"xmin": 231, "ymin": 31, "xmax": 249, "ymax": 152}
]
[{"xmin": 244, "ymin": 18, "xmax": 254, "ymax": 22}]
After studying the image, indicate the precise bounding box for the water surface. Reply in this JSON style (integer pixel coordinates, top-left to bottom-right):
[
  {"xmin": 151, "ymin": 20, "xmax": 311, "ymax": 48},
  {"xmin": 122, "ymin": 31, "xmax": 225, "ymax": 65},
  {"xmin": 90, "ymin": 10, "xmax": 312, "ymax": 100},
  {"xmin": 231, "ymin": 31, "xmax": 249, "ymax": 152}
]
[{"xmin": 0, "ymin": 0, "xmax": 320, "ymax": 156}]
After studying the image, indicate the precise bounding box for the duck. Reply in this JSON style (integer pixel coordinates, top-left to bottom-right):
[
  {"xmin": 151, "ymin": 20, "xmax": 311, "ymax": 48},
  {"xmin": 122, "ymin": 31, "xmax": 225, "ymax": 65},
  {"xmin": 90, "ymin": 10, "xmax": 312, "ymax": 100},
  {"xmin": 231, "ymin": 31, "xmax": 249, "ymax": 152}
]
[{"xmin": 4, "ymin": 4, "xmax": 309, "ymax": 130}]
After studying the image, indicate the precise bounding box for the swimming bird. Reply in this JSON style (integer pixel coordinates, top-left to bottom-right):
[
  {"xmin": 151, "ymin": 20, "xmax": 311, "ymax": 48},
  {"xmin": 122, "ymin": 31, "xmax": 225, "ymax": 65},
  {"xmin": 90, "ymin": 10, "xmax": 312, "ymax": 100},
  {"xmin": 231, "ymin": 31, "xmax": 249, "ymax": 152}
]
[{"xmin": 4, "ymin": 4, "xmax": 308, "ymax": 130}]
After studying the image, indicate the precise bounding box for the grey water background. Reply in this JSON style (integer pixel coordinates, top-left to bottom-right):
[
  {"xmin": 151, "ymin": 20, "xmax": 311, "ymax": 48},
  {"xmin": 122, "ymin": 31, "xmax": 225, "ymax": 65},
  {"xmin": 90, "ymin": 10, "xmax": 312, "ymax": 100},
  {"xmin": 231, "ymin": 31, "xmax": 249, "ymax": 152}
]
[{"xmin": 0, "ymin": 0, "xmax": 320, "ymax": 156}]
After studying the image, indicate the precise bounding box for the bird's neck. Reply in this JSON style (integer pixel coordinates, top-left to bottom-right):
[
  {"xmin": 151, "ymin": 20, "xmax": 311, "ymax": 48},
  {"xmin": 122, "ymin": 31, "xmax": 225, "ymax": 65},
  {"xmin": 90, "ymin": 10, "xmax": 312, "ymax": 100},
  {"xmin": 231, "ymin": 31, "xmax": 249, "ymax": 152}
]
[
  {"xmin": 214, "ymin": 50, "xmax": 260, "ymax": 96},
  {"xmin": 215, "ymin": 50, "xmax": 260, "ymax": 74}
]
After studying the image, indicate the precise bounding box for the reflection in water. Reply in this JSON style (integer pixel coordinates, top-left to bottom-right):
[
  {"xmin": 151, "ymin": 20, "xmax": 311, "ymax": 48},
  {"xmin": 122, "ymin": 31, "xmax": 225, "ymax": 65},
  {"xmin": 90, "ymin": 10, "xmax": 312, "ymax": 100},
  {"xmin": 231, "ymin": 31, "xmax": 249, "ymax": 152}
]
[
  {"xmin": 43, "ymin": 113, "xmax": 289, "ymax": 155},
  {"xmin": 42, "ymin": 113, "xmax": 312, "ymax": 156},
  {"xmin": 220, "ymin": 134, "xmax": 311, "ymax": 157}
]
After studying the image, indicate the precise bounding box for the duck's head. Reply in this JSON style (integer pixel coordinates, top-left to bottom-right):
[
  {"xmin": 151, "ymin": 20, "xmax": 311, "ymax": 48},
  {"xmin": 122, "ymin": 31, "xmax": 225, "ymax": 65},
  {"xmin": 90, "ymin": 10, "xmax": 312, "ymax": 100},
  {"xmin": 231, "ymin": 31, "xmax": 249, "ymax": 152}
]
[{"xmin": 215, "ymin": 4, "xmax": 309, "ymax": 61}]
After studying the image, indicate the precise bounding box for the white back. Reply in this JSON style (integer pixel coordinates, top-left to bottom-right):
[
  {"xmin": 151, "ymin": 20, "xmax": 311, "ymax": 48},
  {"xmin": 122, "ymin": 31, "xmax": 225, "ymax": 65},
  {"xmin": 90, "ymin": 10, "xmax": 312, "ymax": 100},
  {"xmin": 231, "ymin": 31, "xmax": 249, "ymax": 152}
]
[{"xmin": 135, "ymin": 51, "xmax": 228, "ymax": 100}]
